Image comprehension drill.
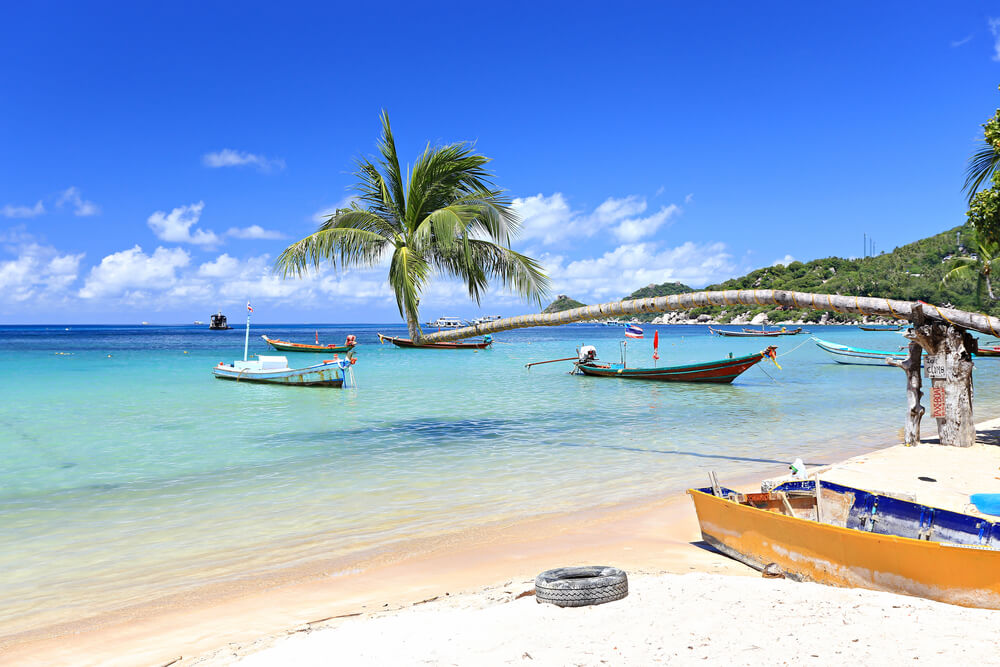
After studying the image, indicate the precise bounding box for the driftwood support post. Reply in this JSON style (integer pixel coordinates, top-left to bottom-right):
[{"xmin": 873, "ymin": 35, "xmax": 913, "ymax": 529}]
[
  {"xmin": 888, "ymin": 305, "xmax": 924, "ymax": 446},
  {"xmin": 908, "ymin": 321, "xmax": 977, "ymax": 447}
]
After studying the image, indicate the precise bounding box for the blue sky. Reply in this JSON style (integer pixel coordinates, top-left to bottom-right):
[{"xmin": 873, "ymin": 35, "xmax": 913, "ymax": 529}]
[{"xmin": 2, "ymin": 2, "xmax": 1000, "ymax": 323}]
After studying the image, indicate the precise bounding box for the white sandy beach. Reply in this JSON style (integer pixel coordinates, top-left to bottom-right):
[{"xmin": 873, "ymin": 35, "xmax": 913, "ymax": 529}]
[
  {"xmin": 8, "ymin": 421, "xmax": 1000, "ymax": 666},
  {"xmin": 203, "ymin": 419, "xmax": 1000, "ymax": 666},
  {"xmin": 222, "ymin": 572, "xmax": 1000, "ymax": 666}
]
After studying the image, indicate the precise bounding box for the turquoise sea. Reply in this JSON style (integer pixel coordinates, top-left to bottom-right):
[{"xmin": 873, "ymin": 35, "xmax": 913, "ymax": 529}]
[{"xmin": 3, "ymin": 323, "xmax": 1000, "ymax": 636}]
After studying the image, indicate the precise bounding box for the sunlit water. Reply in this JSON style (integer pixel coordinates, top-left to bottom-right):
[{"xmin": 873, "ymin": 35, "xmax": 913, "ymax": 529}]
[{"xmin": 2, "ymin": 323, "xmax": 999, "ymax": 634}]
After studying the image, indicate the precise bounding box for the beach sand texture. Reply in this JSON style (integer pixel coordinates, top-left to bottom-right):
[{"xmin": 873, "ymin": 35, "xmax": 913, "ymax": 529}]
[{"xmin": 225, "ymin": 572, "xmax": 1000, "ymax": 666}]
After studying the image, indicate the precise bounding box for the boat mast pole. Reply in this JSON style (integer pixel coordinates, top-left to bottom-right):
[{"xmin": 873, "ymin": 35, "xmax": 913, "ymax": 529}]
[{"xmin": 244, "ymin": 307, "xmax": 251, "ymax": 362}]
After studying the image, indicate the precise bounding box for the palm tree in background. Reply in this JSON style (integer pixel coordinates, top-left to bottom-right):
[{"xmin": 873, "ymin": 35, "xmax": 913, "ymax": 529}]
[
  {"xmin": 964, "ymin": 92, "xmax": 1000, "ymax": 204},
  {"xmin": 944, "ymin": 237, "xmax": 1000, "ymax": 304},
  {"xmin": 275, "ymin": 111, "xmax": 549, "ymax": 340}
]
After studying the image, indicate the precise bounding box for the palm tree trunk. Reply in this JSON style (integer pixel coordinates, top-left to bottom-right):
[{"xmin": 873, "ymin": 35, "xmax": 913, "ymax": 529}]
[
  {"xmin": 422, "ymin": 289, "xmax": 994, "ymax": 447},
  {"xmin": 421, "ymin": 289, "xmax": 1000, "ymax": 342},
  {"xmin": 406, "ymin": 309, "xmax": 422, "ymax": 342},
  {"xmin": 987, "ymin": 275, "xmax": 996, "ymax": 302}
]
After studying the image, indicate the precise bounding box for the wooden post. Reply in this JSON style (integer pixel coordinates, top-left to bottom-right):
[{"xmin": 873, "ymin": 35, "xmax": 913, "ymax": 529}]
[
  {"xmin": 908, "ymin": 321, "xmax": 976, "ymax": 447},
  {"xmin": 888, "ymin": 341, "xmax": 924, "ymax": 445}
]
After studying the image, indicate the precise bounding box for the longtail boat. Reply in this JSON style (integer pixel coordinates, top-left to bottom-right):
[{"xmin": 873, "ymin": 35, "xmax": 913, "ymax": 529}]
[
  {"xmin": 812, "ymin": 336, "xmax": 909, "ymax": 365},
  {"xmin": 574, "ymin": 346, "xmax": 777, "ymax": 383},
  {"xmin": 742, "ymin": 327, "xmax": 806, "ymax": 336},
  {"xmin": 858, "ymin": 324, "xmax": 904, "ymax": 332},
  {"xmin": 261, "ymin": 334, "xmax": 357, "ymax": 353},
  {"xmin": 708, "ymin": 327, "xmax": 782, "ymax": 338},
  {"xmin": 213, "ymin": 355, "xmax": 354, "ymax": 386},
  {"xmin": 377, "ymin": 333, "xmax": 493, "ymax": 349},
  {"xmin": 689, "ymin": 480, "xmax": 1000, "ymax": 609}
]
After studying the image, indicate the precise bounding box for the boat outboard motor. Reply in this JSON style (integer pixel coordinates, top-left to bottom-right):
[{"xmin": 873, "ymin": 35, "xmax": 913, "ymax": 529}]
[{"xmin": 578, "ymin": 345, "xmax": 598, "ymax": 362}]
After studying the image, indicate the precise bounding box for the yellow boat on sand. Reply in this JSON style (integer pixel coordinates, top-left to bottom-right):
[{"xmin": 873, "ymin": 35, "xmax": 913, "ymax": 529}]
[{"xmin": 689, "ymin": 479, "xmax": 1000, "ymax": 609}]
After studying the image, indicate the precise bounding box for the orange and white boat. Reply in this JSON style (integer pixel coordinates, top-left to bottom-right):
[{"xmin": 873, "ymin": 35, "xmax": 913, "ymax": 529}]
[{"xmin": 689, "ymin": 480, "xmax": 1000, "ymax": 609}]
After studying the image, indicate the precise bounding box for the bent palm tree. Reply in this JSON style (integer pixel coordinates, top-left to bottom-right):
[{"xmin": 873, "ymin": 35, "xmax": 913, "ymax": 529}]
[
  {"xmin": 944, "ymin": 238, "xmax": 1000, "ymax": 304},
  {"xmin": 275, "ymin": 111, "xmax": 549, "ymax": 340}
]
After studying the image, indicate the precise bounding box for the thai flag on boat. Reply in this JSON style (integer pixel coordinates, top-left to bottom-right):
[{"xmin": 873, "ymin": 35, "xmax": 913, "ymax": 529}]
[
  {"xmin": 247, "ymin": 302, "xmax": 253, "ymax": 313},
  {"xmin": 624, "ymin": 324, "xmax": 644, "ymax": 339}
]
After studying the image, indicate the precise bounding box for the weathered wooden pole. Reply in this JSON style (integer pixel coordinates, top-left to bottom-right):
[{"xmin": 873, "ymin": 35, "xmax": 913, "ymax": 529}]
[
  {"xmin": 888, "ymin": 340, "xmax": 925, "ymax": 446},
  {"xmin": 908, "ymin": 323, "xmax": 977, "ymax": 447}
]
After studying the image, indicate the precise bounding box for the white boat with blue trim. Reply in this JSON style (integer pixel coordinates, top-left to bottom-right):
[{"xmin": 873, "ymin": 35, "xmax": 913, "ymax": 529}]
[
  {"xmin": 213, "ymin": 355, "xmax": 352, "ymax": 386},
  {"xmin": 212, "ymin": 302, "xmax": 355, "ymax": 386},
  {"xmin": 812, "ymin": 336, "xmax": 909, "ymax": 366}
]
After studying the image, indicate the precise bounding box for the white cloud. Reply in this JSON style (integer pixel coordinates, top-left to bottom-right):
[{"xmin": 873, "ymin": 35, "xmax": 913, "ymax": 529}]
[
  {"xmin": 0, "ymin": 239, "xmax": 83, "ymax": 303},
  {"xmin": 513, "ymin": 192, "xmax": 681, "ymax": 245},
  {"xmin": 57, "ymin": 187, "xmax": 100, "ymax": 216},
  {"xmin": 951, "ymin": 34, "xmax": 973, "ymax": 48},
  {"xmin": 226, "ymin": 225, "xmax": 285, "ymax": 240},
  {"xmin": 202, "ymin": 149, "xmax": 285, "ymax": 172},
  {"xmin": 79, "ymin": 245, "xmax": 191, "ymax": 299},
  {"xmin": 147, "ymin": 202, "xmax": 221, "ymax": 246},
  {"xmin": 684, "ymin": 193, "xmax": 694, "ymax": 204},
  {"xmin": 772, "ymin": 254, "xmax": 796, "ymax": 266},
  {"xmin": 1, "ymin": 201, "xmax": 45, "ymax": 218},
  {"xmin": 538, "ymin": 241, "xmax": 735, "ymax": 302},
  {"xmin": 198, "ymin": 253, "xmax": 242, "ymax": 278},
  {"xmin": 990, "ymin": 18, "xmax": 1000, "ymax": 60}
]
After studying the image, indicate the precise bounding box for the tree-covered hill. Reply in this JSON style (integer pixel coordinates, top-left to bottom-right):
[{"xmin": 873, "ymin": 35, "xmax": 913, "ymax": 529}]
[
  {"xmin": 542, "ymin": 294, "xmax": 587, "ymax": 313},
  {"xmin": 614, "ymin": 223, "xmax": 987, "ymax": 323},
  {"xmin": 624, "ymin": 281, "xmax": 695, "ymax": 299}
]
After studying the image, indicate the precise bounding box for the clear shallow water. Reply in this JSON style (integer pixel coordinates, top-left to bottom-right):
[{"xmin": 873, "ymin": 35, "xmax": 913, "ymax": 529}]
[{"xmin": 3, "ymin": 323, "xmax": 1000, "ymax": 633}]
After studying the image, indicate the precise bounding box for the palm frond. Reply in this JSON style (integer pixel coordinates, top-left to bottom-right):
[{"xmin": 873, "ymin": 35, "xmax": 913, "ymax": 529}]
[
  {"xmin": 434, "ymin": 239, "xmax": 550, "ymax": 306},
  {"xmin": 377, "ymin": 110, "xmax": 407, "ymax": 217},
  {"xmin": 388, "ymin": 245, "xmax": 430, "ymax": 323},
  {"xmin": 274, "ymin": 227, "xmax": 391, "ymax": 277},
  {"xmin": 964, "ymin": 140, "xmax": 1000, "ymax": 203}
]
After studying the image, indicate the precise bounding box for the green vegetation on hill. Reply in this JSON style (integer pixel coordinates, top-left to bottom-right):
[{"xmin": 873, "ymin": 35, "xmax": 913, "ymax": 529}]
[
  {"xmin": 622, "ymin": 281, "xmax": 695, "ymax": 321},
  {"xmin": 674, "ymin": 223, "xmax": 987, "ymax": 323},
  {"xmin": 542, "ymin": 294, "xmax": 586, "ymax": 313},
  {"xmin": 624, "ymin": 281, "xmax": 695, "ymax": 299}
]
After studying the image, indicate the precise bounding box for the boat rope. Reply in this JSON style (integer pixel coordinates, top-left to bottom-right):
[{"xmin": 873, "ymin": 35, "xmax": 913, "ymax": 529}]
[
  {"xmin": 756, "ymin": 362, "xmax": 780, "ymax": 384},
  {"xmin": 776, "ymin": 336, "xmax": 815, "ymax": 358},
  {"xmin": 926, "ymin": 301, "xmax": 959, "ymax": 328},
  {"xmin": 885, "ymin": 299, "xmax": 905, "ymax": 321}
]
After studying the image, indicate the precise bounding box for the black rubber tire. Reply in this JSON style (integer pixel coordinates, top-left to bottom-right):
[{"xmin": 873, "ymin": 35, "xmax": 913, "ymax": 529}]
[{"xmin": 534, "ymin": 566, "xmax": 628, "ymax": 607}]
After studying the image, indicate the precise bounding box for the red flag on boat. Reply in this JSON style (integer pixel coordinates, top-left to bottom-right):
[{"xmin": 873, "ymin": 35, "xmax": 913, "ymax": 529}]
[
  {"xmin": 653, "ymin": 330, "xmax": 659, "ymax": 361},
  {"xmin": 246, "ymin": 302, "xmax": 253, "ymax": 313},
  {"xmin": 316, "ymin": 330, "xmax": 319, "ymax": 344}
]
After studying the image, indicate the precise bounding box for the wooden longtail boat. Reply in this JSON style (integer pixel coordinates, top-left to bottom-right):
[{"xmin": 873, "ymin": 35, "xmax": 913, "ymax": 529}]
[
  {"xmin": 858, "ymin": 324, "xmax": 904, "ymax": 332},
  {"xmin": 742, "ymin": 327, "xmax": 806, "ymax": 336},
  {"xmin": 708, "ymin": 327, "xmax": 782, "ymax": 338},
  {"xmin": 575, "ymin": 346, "xmax": 777, "ymax": 383},
  {"xmin": 812, "ymin": 336, "xmax": 909, "ymax": 365},
  {"xmin": 977, "ymin": 345, "xmax": 1000, "ymax": 357},
  {"xmin": 377, "ymin": 333, "xmax": 492, "ymax": 349},
  {"xmin": 213, "ymin": 355, "xmax": 353, "ymax": 386},
  {"xmin": 261, "ymin": 334, "xmax": 357, "ymax": 353},
  {"xmin": 689, "ymin": 480, "xmax": 1000, "ymax": 609}
]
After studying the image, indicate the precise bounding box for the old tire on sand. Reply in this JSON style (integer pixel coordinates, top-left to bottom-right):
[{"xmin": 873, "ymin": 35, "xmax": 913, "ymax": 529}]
[{"xmin": 534, "ymin": 566, "xmax": 628, "ymax": 607}]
